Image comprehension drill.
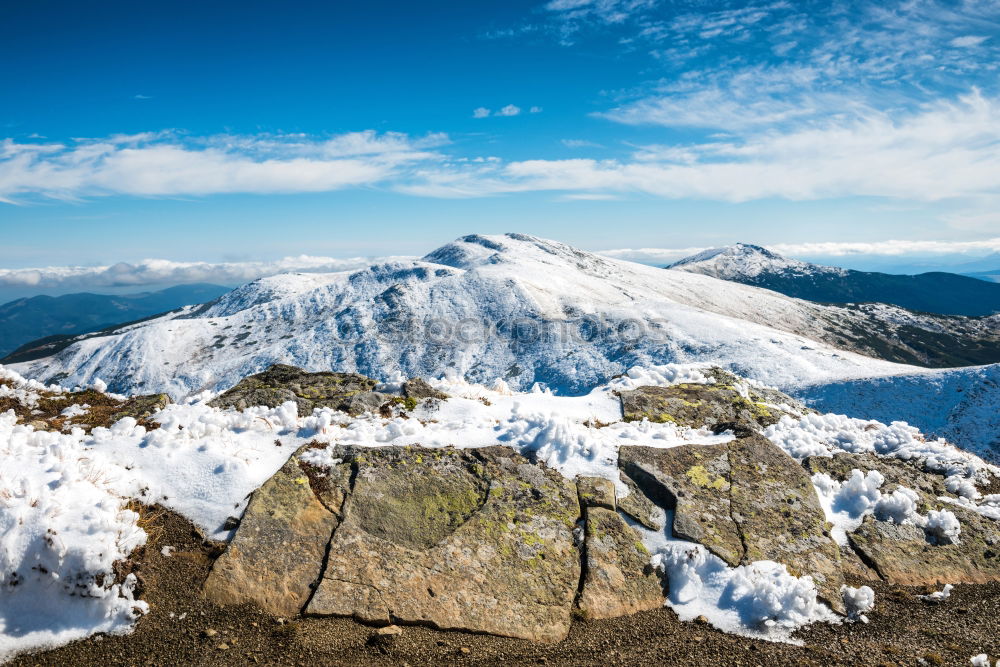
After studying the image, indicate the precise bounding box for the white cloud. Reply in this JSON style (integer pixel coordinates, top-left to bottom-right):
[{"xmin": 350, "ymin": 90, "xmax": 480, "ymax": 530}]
[
  {"xmin": 598, "ymin": 238, "xmax": 1000, "ymax": 265},
  {"xmin": 558, "ymin": 192, "xmax": 620, "ymax": 200},
  {"xmin": 400, "ymin": 91, "xmax": 1000, "ymax": 204},
  {"xmin": 496, "ymin": 104, "xmax": 522, "ymax": 116},
  {"xmin": 950, "ymin": 35, "xmax": 989, "ymax": 47},
  {"xmin": 472, "ymin": 107, "xmax": 491, "ymax": 118},
  {"xmin": 530, "ymin": 106, "xmax": 543, "ymax": 113},
  {"xmin": 0, "ymin": 131, "xmax": 447, "ymax": 202},
  {"xmin": 0, "ymin": 254, "xmax": 417, "ymax": 289},
  {"xmin": 597, "ymin": 246, "xmax": 710, "ymax": 264},
  {"xmin": 767, "ymin": 238, "xmax": 1000, "ymax": 257},
  {"xmin": 562, "ymin": 138, "xmax": 604, "ymax": 148}
]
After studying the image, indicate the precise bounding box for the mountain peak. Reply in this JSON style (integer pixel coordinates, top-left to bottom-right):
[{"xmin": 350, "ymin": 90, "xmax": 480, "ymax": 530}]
[{"xmin": 669, "ymin": 243, "xmax": 836, "ymax": 280}]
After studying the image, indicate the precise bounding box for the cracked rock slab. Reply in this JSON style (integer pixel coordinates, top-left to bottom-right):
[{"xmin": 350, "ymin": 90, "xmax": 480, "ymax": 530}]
[
  {"xmin": 202, "ymin": 448, "xmax": 346, "ymax": 616},
  {"xmin": 576, "ymin": 476, "xmax": 616, "ymax": 511},
  {"xmin": 617, "ymin": 472, "xmax": 664, "ymax": 531},
  {"xmin": 306, "ymin": 446, "xmax": 581, "ymax": 643},
  {"xmin": 577, "ymin": 507, "xmax": 664, "ymax": 619},
  {"xmin": 619, "ymin": 435, "xmax": 846, "ymax": 614}
]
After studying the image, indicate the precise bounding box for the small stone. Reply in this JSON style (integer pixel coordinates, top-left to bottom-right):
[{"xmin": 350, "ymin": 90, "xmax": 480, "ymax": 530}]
[
  {"xmin": 369, "ymin": 624, "xmax": 403, "ymax": 649},
  {"xmin": 217, "ymin": 643, "xmax": 229, "ymax": 650},
  {"xmin": 693, "ymin": 636, "xmax": 704, "ymax": 642},
  {"xmin": 459, "ymin": 647, "xmax": 471, "ymax": 655},
  {"xmin": 576, "ymin": 476, "xmax": 616, "ymax": 510},
  {"xmin": 203, "ymin": 628, "xmax": 218, "ymax": 638},
  {"xmin": 694, "ymin": 615, "xmax": 709, "ymax": 625},
  {"xmin": 402, "ymin": 378, "xmax": 448, "ymax": 401}
]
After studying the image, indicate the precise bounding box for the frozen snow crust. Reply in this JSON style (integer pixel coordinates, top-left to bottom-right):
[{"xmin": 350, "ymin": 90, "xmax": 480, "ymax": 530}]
[{"xmin": 1, "ymin": 361, "xmax": 998, "ymax": 660}]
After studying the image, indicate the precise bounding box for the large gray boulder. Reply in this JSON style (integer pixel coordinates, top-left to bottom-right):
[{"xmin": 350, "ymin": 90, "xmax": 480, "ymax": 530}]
[{"xmin": 306, "ymin": 446, "xmax": 581, "ymax": 642}]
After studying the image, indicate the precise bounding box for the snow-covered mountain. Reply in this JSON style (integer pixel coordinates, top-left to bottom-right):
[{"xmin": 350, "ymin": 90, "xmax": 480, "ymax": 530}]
[
  {"xmin": 11, "ymin": 233, "xmax": 914, "ymax": 396},
  {"xmin": 670, "ymin": 243, "xmax": 843, "ymax": 281},
  {"xmin": 670, "ymin": 243, "xmax": 1000, "ymax": 318},
  {"xmin": 8, "ymin": 233, "xmax": 1000, "ymax": 459}
]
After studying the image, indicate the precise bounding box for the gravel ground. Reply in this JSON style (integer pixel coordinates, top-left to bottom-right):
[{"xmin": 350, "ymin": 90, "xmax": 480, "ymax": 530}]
[{"xmin": 10, "ymin": 509, "xmax": 999, "ymax": 667}]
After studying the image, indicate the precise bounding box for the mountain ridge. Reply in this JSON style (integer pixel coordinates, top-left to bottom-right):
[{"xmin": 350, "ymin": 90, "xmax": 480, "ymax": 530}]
[
  {"xmin": 668, "ymin": 243, "xmax": 1000, "ymax": 316},
  {"xmin": 0, "ymin": 283, "xmax": 230, "ymax": 358}
]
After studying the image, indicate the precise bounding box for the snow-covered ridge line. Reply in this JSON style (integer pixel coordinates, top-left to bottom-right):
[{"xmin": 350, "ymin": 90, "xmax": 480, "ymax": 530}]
[{"xmin": 9, "ymin": 233, "xmax": 920, "ymax": 401}]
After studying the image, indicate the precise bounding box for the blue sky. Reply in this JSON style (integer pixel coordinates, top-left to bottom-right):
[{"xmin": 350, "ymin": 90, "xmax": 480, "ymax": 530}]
[{"xmin": 2, "ymin": 0, "xmax": 1000, "ymax": 292}]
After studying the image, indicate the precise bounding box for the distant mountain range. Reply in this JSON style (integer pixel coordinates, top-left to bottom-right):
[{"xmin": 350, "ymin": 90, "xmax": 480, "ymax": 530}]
[
  {"xmin": 669, "ymin": 243, "xmax": 1000, "ymax": 316},
  {"xmin": 0, "ymin": 284, "xmax": 230, "ymax": 359}
]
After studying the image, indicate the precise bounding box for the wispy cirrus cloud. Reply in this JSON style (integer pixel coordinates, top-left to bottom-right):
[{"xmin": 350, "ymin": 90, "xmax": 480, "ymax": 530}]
[
  {"xmin": 0, "ymin": 254, "xmax": 417, "ymax": 289},
  {"xmin": 0, "ymin": 130, "xmax": 447, "ymax": 203}
]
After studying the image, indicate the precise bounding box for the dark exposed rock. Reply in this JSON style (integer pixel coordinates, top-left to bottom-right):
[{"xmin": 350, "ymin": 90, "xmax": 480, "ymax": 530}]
[
  {"xmin": 577, "ymin": 507, "xmax": 664, "ymax": 619},
  {"xmin": 619, "ymin": 435, "xmax": 846, "ymax": 613},
  {"xmin": 619, "ymin": 442, "xmax": 741, "ymax": 563},
  {"xmin": 305, "ymin": 446, "xmax": 582, "ymax": 643},
  {"xmin": 207, "ymin": 364, "xmax": 384, "ymax": 416},
  {"xmin": 111, "ymin": 393, "xmax": 172, "ymax": 422},
  {"xmin": 620, "ymin": 385, "xmax": 777, "ymax": 433},
  {"xmin": 576, "ymin": 476, "xmax": 616, "ymax": 511},
  {"xmin": 202, "ymin": 449, "xmax": 344, "ymax": 616},
  {"xmin": 402, "ymin": 378, "xmax": 449, "ymax": 401}
]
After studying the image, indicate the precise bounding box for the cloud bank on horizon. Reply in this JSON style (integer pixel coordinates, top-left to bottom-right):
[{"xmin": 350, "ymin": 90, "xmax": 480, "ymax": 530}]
[{"xmin": 4, "ymin": 237, "xmax": 1000, "ymax": 292}]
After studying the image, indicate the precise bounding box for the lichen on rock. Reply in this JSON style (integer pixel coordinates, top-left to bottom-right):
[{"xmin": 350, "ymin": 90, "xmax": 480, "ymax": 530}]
[{"xmin": 207, "ymin": 364, "xmax": 388, "ymax": 416}]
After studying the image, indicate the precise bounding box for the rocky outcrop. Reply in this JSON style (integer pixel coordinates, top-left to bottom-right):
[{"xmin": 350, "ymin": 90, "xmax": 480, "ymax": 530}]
[
  {"xmin": 205, "ymin": 445, "xmax": 583, "ymax": 643},
  {"xmin": 199, "ymin": 369, "xmax": 999, "ymax": 641},
  {"xmin": 620, "ymin": 385, "xmax": 783, "ymax": 435},
  {"xmin": 307, "ymin": 446, "xmax": 580, "ymax": 642},
  {"xmin": 619, "ymin": 435, "xmax": 846, "ymax": 613},
  {"xmin": 577, "ymin": 505, "xmax": 664, "ymax": 620},
  {"xmin": 207, "ymin": 364, "xmax": 389, "ymax": 416},
  {"xmin": 402, "ymin": 377, "xmax": 448, "ymax": 401},
  {"xmin": 202, "ymin": 450, "xmax": 343, "ymax": 616},
  {"xmin": 807, "ymin": 452, "xmax": 1000, "ymax": 587}
]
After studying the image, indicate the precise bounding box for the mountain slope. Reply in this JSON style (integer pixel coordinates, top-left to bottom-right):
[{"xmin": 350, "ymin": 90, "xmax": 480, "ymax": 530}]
[
  {"xmin": 799, "ymin": 363, "xmax": 1000, "ymax": 460},
  {"xmin": 10, "ymin": 233, "xmax": 920, "ymax": 399},
  {"xmin": 0, "ymin": 283, "xmax": 230, "ymax": 357},
  {"xmin": 669, "ymin": 243, "xmax": 1000, "ymax": 317}
]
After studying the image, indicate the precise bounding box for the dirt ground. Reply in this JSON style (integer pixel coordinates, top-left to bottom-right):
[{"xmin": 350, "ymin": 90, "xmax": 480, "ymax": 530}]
[{"xmin": 10, "ymin": 509, "xmax": 1000, "ymax": 667}]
